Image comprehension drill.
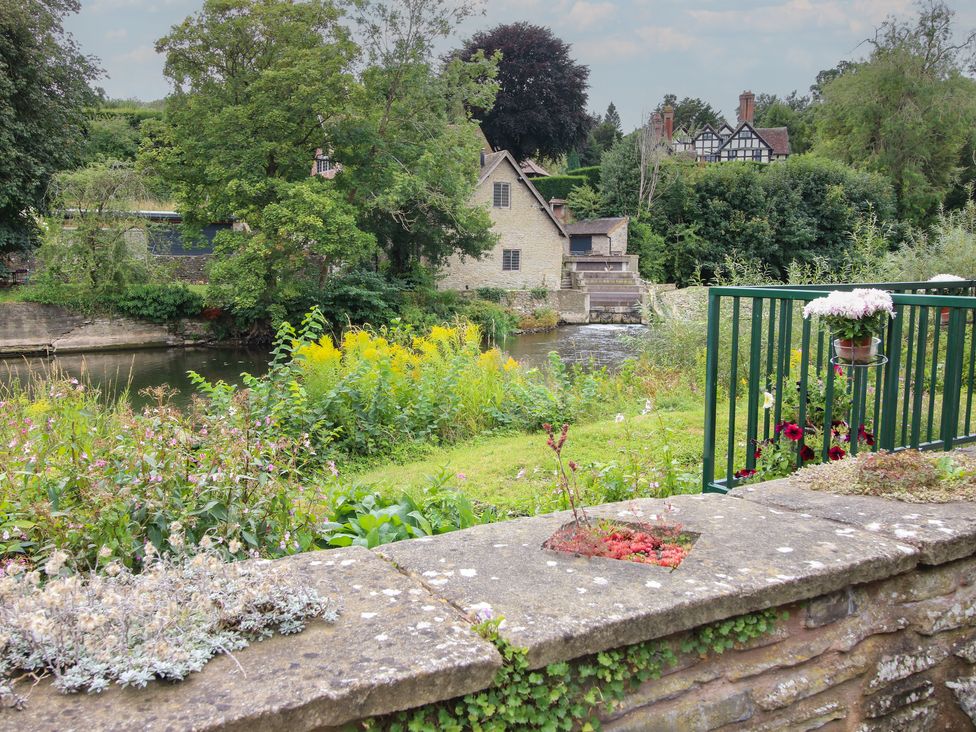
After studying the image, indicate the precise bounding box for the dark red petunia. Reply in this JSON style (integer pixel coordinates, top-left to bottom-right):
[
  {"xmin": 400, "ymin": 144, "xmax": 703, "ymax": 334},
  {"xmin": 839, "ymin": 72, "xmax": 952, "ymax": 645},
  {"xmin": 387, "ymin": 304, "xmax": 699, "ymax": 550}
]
[
  {"xmin": 754, "ymin": 447, "xmax": 763, "ymax": 459},
  {"xmin": 734, "ymin": 468, "xmax": 757, "ymax": 479},
  {"xmin": 857, "ymin": 425, "xmax": 875, "ymax": 446},
  {"xmin": 774, "ymin": 421, "xmax": 787, "ymax": 436},
  {"xmin": 828, "ymin": 445, "xmax": 846, "ymax": 461},
  {"xmin": 800, "ymin": 444, "xmax": 816, "ymax": 461},
  {"xmin": 783, "ymin": 423, "xmax": 804, "ymax": 442}
]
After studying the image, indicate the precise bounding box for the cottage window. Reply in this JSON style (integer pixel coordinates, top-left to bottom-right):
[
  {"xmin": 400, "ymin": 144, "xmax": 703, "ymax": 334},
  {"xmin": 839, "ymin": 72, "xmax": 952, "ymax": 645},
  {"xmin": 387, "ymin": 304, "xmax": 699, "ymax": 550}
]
[
  {"xmin": 753, "ymin": 149, "xmax": 763, "ymax": 161},
  {"xmin": 502, "ymin": 249, "xmax": 521, "ymax": 271},
  {"xmin": 316, "ymin": 157, "xmax": 333, "ymax": 174},
  {"xmin": 493, "ymin": 182, "xmax": 511, "ymax": 208}
]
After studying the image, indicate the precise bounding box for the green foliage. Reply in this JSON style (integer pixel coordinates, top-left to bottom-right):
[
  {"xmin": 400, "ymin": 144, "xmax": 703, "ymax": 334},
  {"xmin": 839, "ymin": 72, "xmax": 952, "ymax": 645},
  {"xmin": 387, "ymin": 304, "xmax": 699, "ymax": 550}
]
[
  {"xmin": 0, "ymin": 0, "xmax": 100, "ymax": 254},
  {"xmin": 474, "ymin": 287, "xmax": 506, "ymax": 303},
  {"xmin": 814, "ymin": 2, "xmax": 976, "ymax": 223},
  {"xmin": 573, "ymin": 166, "xmax": 602, "ymax": 188},
  {"xmin": 463, "ymin": 300, "xmax": 518, "ymax": 342},
  {"xmin": 287, "ymin": 270, "xmax": 405, "ymax": 331},
  {"xmin": 30, "ymin": 163, "xmax": 165, "ymax": 300},
  {"xmin": 517, "ymin": 307, "xmax": 559, "ymax": 332},
  {"xmin": 641, "ymin": 155, "xmax": 896, "ymax": 285},
  {"xmin": 655, "ymin": 94, "xmax": 724, "ymax": 132},
  {"xmin": 565, "ymin": 184, "xmax": 606, "ymax": 221},
  {"xmin": 0, "ymin": 375, "xmax": 328, "ymax": 573},
  {"xmin": 529, "ymin": 286, "xmax": 549, "ymax": 301},
  {"xmin": 533, "ymin": 175, "xmax": 589, "ymax": 201},
  {"xmin": 111, "ymin": 283, "xmax": 205, "ymax": 323},
  {"xmin": 368, "ymin": 608, "xmax": 784, "ymax": 730},
  {"xmin": 876, "ymin": 199, "xmax": 976, "ymax": 281}
]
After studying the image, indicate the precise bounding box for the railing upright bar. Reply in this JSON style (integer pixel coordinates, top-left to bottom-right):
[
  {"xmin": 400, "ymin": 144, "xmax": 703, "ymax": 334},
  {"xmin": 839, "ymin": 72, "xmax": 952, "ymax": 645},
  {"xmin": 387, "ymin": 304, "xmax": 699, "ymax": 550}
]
[
  {"xmin": 764, "ymin": 299, "xmax": 777, "ymax": 440},
  {"xmin": 928, "ymin": 308, "xmax": 942, "ymax": 444},
  {"xmin": 942, "ymin": 307, "xmax": 966, "ymax": 450},
  {"xmin": 701, "ymin": 289, "xmax": 722, "ymax": 493},
  {"xmin": 725, "ymin": 298, "xmax": 741, "ymax": 485},
  {"xmin": 773, "ymin": 300, "xmax": 789, "ymax": 430},
  {"xmin": 849, "ymin": 367, "xmax": 863, "ymax": 457},
  {"xmin": 797, "ymin": 317, "xmax": 811, "ymax": 468},
  {"xmin": 901, "ymin": 305, "xmax": 917, "ymax": 446},
  {"xmin": 879, "ymin": 304, "xmax": 904, "ymax": 451},
  {"xmin": 744, "ymin": 298, "xmax": 765, "ymax": 472},
  {"xmin": 966, "ymin": 309, "xmax": 976, "ymax": 436},
  {"xmin": 815, "ymin": 327, "xmax": 824, "ymax": 376},
  {"xmin": 911, "ymin": 307, "xmax": 929, "ymax": 448},
  {"xmin": 821, "ymin": 339, "xmax": 836, "ymax": 462}
]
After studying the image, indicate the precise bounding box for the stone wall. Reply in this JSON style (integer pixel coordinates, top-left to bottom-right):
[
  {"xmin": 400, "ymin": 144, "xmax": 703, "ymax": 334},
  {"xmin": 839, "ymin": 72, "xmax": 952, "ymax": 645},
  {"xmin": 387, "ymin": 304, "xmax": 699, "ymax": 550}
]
[
  {"xmin": 6, "ymin": 477, "xmax": 976, "ymax": 731},
  {"xmin": 0, "ymin": 302, "xmax": 213, "ymax": 355}
]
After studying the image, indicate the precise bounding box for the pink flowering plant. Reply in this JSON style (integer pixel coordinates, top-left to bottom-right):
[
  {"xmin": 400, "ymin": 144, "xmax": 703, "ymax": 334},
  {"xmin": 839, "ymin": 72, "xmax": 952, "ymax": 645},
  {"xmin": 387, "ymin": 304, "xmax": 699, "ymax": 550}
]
[{"xmin": 802, "ymin": 288, "xmax": 895, "ymax": 341}]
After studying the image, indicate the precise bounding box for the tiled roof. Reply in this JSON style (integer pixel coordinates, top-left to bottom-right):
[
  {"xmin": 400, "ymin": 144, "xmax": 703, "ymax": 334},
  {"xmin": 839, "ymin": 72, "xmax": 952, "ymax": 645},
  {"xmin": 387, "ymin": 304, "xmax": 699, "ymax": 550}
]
[
  {"xmin": 565, "ymin": 217, "xmax": 628, "ymax": 236},
  {"xmin": 519, "ymin": 159, "xmax": 550, "ymax": 177},
  {"xmin": 755, "ymin": 127, "xmax": 791, "ymax": 156}
]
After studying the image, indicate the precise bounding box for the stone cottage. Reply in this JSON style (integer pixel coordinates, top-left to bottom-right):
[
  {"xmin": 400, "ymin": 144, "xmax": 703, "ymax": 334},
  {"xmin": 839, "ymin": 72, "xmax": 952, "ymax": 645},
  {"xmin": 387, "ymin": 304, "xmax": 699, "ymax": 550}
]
[{"xmin": 436, "ymin": 149, "xmax": 568, "ymax": 291}]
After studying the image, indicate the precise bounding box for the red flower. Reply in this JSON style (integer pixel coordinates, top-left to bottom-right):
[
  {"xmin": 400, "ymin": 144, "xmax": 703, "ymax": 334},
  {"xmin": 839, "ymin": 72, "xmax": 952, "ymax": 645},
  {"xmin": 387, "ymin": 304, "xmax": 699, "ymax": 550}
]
[
  {"xmin": 828, "ymin": 446, "xmax": 846, "ymax": 461},
  {"xmin": 857, "ymin": 425, "xmax": 875, "ymax": 446},
  {"xmin": 774, "ymin": 421, "xmax": 786, "ymax": 436},
  {"xmin": 783, "ymin": 423, "xmax": 804, "ymax": 442},
  {"xmin": 734, "ymin": 468, "xmax": 757, "ymax": 479},
  {"xmin": 754, "ymin": 447, "xmax": 763, "ymax": 460},
  {"xmin": 800, "ymin": 444, "xmax": 815, "ymax": 461},
  {"xmin": 833, "ymin": 364, "xmax": 845, "ymax": 376}
]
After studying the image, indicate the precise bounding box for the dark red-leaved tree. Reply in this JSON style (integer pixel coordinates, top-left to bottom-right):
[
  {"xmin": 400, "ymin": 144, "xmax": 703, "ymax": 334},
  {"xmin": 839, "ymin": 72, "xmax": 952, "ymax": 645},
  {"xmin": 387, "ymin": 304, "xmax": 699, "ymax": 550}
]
[{"xmin": 454, "ymin": 23, "xmax": 590, "ymax": 162}]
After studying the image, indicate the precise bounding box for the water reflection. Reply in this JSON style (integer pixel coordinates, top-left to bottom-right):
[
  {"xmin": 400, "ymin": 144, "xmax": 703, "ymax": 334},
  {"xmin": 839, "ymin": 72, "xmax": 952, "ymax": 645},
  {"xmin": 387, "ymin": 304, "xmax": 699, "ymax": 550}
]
[{"xmin": 500, "ymin": 324, "xmax": 647, "ymax": 370}]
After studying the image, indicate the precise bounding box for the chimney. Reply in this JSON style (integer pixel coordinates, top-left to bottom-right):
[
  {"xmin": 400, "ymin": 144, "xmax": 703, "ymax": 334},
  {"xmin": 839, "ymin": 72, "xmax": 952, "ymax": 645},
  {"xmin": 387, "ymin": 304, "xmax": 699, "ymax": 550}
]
[
  {"xmin": 663, "ymin": 105, "xmax": 674, "ymax": 142},
  {"xmin": 480, "ymin": 148, "xmax": 486, "ymax": 167},
  {"xmin": 550, "ymin": 198, "xmax": 568, "ymax": 224},
  {"xmin": 738, "ymin": 91, "xmax": 755, "ymax": 126},
  {"xmin": 650, "ymin": 112, "xmax": 663, "ymax": 140}
]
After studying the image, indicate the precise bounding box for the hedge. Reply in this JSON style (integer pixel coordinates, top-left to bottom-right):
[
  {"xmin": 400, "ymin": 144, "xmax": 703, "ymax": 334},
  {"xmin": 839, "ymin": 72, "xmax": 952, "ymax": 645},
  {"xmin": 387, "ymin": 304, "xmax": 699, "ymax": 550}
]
[{"xmin": 533, "ymin": 175, "xmax": 589, "ymax": 202}]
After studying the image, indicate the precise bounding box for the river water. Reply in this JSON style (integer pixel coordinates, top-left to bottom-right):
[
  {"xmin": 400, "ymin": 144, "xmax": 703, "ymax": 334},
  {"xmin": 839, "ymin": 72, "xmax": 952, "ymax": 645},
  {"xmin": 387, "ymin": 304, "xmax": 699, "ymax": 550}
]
[{"xmin": 0, "ymin": 324, "xmax": 647, "ymax": 408}]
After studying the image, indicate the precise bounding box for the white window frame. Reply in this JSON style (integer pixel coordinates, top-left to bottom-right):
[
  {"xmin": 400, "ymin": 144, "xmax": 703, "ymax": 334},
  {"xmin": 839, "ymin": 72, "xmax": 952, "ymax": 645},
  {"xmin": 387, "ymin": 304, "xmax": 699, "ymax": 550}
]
[
  {"xmin": 502, "ymin": 249, "xmax": 521, "ymax": 271},
  {"xmin": 493, "ymin": 182, "xmax": 511, "ymax": 209}
]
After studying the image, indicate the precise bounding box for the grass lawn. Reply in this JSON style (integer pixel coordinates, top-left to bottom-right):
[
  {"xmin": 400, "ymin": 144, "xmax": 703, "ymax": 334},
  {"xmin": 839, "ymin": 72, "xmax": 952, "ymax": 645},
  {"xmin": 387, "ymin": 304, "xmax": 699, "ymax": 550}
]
[
  {"xmin": 348, "ymin": 407, "xmax": 709, "ymax": 514},
  {"xmin": 0, "ymin": 287, "xmax": 31, "ymax": 303}
]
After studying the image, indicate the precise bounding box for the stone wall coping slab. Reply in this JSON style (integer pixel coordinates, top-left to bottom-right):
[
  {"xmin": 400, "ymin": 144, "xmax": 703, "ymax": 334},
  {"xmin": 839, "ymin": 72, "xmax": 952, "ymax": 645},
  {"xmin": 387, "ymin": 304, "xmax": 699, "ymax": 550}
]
[
  {"xmin": 378, "ymin": 494, "xmax": 920, "ymax": 668},
  {"xmin": 730, "ymin": 478, "xmax": 976, "ymax": 565},
  {"xmin": 2, "ymin": 547, "xmax": 501, "ymax": 732}
]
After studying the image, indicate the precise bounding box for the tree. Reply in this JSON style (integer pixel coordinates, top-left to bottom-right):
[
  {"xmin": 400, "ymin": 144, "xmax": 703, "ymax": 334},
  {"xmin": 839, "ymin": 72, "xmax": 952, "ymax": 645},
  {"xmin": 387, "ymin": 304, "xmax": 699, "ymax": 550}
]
[
  {"xmin": 0, "ymin": 0, "xmax": 100, "ymax": 256},
  {"xmin": 756, "ymin": 101, "xmax": 814, "ymax": 155},
  {"xmin": 152, "ymin": 0, "xmax": 375, "ymax": 324},
  {"xmin": 655, "ymin": 94, "xmax": 723, "ymax": 132},
  {"xmin": 454, "ymin": 23, "xmax": 590, "ymax": 161},
  {"xmin": 814, "ymin": 1, "xmax": 976, "ymax": 222},
  {"xmin": 579, "ymin": 102, "xmax": 623, "ymax": 165}
]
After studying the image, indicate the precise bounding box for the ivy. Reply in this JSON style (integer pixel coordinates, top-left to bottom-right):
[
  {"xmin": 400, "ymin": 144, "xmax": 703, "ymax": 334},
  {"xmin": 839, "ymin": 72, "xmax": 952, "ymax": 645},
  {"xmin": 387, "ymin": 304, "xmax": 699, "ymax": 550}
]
[{"xmin": 364, "ymin": 608, "xmax": 786, "ymax": 731}]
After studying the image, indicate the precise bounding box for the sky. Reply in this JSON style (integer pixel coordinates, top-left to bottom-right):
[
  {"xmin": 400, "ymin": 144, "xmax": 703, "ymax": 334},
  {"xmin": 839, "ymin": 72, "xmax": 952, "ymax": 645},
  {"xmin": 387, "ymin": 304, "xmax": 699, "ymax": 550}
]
[{"xmin": 65, "ymin": 0, "xmax": 976, "ymax": 130}]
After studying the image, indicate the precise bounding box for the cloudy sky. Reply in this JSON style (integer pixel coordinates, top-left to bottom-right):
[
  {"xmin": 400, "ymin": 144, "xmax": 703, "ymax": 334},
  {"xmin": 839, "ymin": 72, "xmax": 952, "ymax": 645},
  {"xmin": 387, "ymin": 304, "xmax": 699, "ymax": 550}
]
[{"xmin": 66, "ymin": 0, "xmax": 976, "ymax": 130}]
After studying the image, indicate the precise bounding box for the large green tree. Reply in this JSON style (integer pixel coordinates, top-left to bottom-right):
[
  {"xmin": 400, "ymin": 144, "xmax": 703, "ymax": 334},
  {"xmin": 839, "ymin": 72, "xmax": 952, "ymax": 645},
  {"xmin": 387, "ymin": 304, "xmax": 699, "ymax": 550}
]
[
  {"xmin": 0, "ymin": 0, "xmax": 100, "ymax": 256},
  {"xmin": 151, "ymin": 0, "xmax": 373, "ymax": 323},
  {"xmin": 655, "ymin": 94, "xmax": 723, "ymax": 133},
  {"xmin": 814, "ymin": 1, "xmax": 976, "ymax": 222}
]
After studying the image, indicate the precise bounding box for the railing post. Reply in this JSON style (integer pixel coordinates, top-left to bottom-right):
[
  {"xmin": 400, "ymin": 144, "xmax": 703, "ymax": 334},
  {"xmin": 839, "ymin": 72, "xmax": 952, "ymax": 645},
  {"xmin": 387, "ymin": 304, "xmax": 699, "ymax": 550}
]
[
  {"xmin": 878, "ymin": 304, "xmax": 903, "ymax": 451},
  {"xmin": 702, "ymin": 288, "xmax": 722, "ymax": 493},
  {"xmin": 942, "ymin": 307, "xmax": 966, "ymax": 450}
]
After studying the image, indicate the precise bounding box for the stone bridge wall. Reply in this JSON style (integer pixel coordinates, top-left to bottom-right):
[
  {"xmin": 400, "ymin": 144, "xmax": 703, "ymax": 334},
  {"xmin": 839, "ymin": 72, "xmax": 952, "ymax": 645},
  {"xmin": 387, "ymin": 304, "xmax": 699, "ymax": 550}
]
[{"xmin": 5, "ymin": 481, "xmax": 976, "ymax": 731}]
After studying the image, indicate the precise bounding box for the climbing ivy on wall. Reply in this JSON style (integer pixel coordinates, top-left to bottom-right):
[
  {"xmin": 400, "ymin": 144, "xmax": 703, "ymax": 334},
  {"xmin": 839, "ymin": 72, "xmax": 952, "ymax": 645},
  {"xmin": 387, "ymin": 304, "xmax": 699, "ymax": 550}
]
[{"xmin": 364, "ymin": 608, "xmax": 785, "ymax": 731}]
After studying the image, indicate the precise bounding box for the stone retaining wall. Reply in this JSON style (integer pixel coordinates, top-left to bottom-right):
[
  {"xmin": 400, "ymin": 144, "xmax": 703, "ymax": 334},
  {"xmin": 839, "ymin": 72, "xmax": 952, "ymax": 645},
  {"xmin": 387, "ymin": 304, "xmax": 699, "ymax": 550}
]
[
  {"xmin": 4, "ymin": 480, "xmax": 976, "ymax": 731},
  {"xmin": 0, "ymin": 302, "xmax": 213, "ymax": 355}
]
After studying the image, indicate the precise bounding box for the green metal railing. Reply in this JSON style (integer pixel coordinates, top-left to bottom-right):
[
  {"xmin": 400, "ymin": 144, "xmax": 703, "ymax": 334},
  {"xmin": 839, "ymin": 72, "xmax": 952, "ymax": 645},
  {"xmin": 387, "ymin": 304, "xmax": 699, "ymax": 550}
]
[{"xmin": 702, "ymin": 280, "xmax": 976, "ymax": 493}]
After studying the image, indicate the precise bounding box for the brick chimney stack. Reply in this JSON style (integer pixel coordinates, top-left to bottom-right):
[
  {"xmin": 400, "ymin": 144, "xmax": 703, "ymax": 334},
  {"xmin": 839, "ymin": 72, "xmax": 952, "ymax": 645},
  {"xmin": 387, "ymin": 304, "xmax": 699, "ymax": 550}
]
[
  {"xmin": 663, "ymin": 105, "xmax": 674, "ymax": 142},
  {"xmin": 738, "ymin": 91, "xmax": 755, "ymax": 126},
  {"xmin": 651, "ymin": 112, "xmax": 663, "ymax": 141}
]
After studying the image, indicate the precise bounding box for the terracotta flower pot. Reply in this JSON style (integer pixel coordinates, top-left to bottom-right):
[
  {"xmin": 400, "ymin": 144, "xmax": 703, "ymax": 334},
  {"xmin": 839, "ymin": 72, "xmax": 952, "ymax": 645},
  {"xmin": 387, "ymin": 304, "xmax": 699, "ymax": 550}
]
[
  {"xmin": 941, "ymin": 307, "xmax": 950, "ymax": 327},
  {"xmin": 833, "ymin": 336, "xmax": 879, "ymax": 365}
]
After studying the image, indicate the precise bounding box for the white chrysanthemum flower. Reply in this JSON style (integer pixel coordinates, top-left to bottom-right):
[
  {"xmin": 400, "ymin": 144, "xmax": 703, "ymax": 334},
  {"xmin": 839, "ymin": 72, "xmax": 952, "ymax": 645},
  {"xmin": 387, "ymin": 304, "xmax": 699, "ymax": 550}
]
[{"xmin": 928, "ymin": 273, "xmax": 965, "ymax": 282}]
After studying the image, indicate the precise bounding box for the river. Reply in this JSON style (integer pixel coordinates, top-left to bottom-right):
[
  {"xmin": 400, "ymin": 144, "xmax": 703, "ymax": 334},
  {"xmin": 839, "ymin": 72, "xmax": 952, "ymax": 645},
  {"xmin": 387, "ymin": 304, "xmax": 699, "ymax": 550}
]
[{"xmin": 0, "ymin": 324, "xmax": 647, "ymax": 408}]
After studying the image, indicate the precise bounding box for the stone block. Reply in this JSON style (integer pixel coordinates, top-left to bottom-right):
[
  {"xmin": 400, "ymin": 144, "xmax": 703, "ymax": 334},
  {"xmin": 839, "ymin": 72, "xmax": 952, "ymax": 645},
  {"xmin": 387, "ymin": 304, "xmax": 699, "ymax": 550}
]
[
  {"xmin": 947, "ymin": 676, "xmax": 976, "ymax": 723},
  {"xmin": 876, "ymin": 557, "xmax": 975, "ymax": 604},
  {"xmin": 805, "ymin": 588, "xmax": 857, "ymax": 628},
  {"xmin": 731, "ymin": 478, "xmax": 976, "ymax": 566},
  {"xmin": 868, "ymin": 646, "xmax": 949, "ymax": 690},
  {"xmin": 2, "ymin": 548, "xmax": 501, "ymax": 732},
  {"xmin": 734, "ymin": 698, "xmax": 848, "ymax": 732},
  {"xmin": 902, "ymin": 583, "xmax": 976, "ymax": 635},
  {"xmin": 956, "ymin": 636, "xmax": 976, "ymax": 664},
  {"xmin": 604, "ymin": 689, "xmax": 753, "ymax": 732},
  {"xmin": 752, "ymin": 644, "xmax": 874, "ymax": 711},
  {"xmin": 863, "ymin": 675, "xmax": 935, "ymax": 718},
  {"xmin": 379, "ymin": 494, "xmax": 918, "ymax": 669},
  {"xmin": 854, "ymin": 700, "xmax": 938, "ymax": 731}
]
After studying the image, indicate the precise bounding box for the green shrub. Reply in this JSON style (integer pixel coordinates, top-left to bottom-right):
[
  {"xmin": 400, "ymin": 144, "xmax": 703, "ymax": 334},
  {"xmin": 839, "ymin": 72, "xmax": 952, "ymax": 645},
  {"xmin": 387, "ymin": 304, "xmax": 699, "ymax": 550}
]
[
  {"xmin": 286, "ymin": 270, "xmax": 404, "ymax": 330},
  {"xmin": 111, "ymin": 283, "xmax": 205, "ymax": 322},
  {"xmin": 462, "ymin": 299, "xmax": 518, "ymax": 342},
  {"xmin": 529, "ymin": 286, "xmax": 549, "ymax": 301},
  {"xmin": 474, "ymin": 286, "xmax": 507, "ymax": 303},
  {"xmin": 572, "ymin": 165, "xmax": 601, "ymax": 188},
  {"xmin": 533, "ymin": 174, "xmax": 589, "ymax": 201},
  {"xmin": 517, "ymin": 307, "xmax": 558, "ymax": 331}
]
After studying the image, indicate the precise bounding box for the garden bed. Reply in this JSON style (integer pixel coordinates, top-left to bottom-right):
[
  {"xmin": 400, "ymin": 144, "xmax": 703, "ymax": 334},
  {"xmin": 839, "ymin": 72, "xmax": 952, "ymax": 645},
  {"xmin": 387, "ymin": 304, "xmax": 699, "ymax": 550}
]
[
  {"xmin": 543, "ymin": 520, "xmax": 697, "ymax": 568},
  {"xmin": 793, "ymin": 448, "xmax": 976, "ymax": 503}
]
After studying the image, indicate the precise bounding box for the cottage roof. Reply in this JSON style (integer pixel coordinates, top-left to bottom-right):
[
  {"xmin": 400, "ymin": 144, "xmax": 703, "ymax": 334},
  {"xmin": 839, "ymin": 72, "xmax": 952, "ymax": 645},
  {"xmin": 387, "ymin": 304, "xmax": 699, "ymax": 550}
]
[
  {"xmin": 565, "ymin": 217, "xmax": 628, "ymax": 236},
  {"xmin": 519, "ymin": 159, "xmax": 550, "ymax": 177},
  {"xmin": 478, "ymin": 150, "xmax": 567, "ymax": 237},
  {"xmin": 755, "ymin": 127, "xmax": 791, "ymax": 156}
]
